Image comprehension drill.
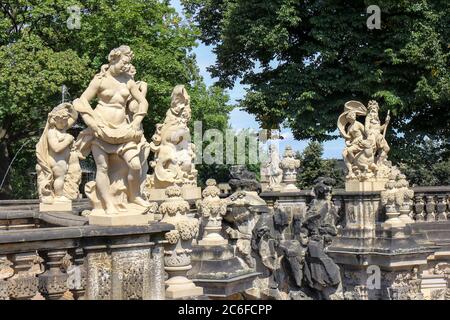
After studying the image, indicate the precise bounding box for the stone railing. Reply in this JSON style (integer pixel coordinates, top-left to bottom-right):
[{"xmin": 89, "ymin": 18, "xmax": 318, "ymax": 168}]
[
  {"xmin": 260, "ymin": 186, "xmax": 450, "ymax": 223},
  {"xmin": 0, "ymin": 223, "xmax": 172, "ymax": 300},
  {"xmin": 411, "ymin": 186, "xmax": 450, "ymax": 222}
]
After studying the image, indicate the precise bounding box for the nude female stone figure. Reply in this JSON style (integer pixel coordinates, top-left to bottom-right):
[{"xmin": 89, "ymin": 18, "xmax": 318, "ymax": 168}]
[{"xmin": 73, "ymin": 45, "xmax": 150, "ymax": 214}]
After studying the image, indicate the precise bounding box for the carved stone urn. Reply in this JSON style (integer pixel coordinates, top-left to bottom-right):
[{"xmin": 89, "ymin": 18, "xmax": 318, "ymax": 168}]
[
  {"xmin": 280, "ymin": 146, "xmax": 300, "ymax": 191},
  {"xmin": 381, "ymin": 175, "xmax": 405, "ymax": 230},
  {"xmin": 196, "ymin": 179, "xmax": 229, "ymax": 246},
  {"xmin": 160, "ymin": 186, "xmax": 203, "ymax": 299}
]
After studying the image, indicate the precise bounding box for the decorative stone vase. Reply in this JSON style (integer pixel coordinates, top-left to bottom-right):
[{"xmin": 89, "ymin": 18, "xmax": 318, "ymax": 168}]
[
  {"xmin": 196, "ymin": 179, "xmax": 229, "ymax": 246},
  {"xmin": 280, "ymin": 146, "xmax": 300, "ymax": 191},
  {"xmin": 160, "ymin": 186, "xmax": 203, "ymax": 299}
]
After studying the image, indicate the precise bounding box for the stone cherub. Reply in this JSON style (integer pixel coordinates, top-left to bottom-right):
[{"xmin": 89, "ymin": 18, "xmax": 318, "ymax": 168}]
[
  {"xmin": 338, "ymin": 100, "xmax": 391, "ymax": 180},
  {"xmin": 148, "ymin": 85, "xmax": 198, "ymax": 189},
  {"xmin": 36, "ymin": 102, "xmax": 81, "ymax": 210}
]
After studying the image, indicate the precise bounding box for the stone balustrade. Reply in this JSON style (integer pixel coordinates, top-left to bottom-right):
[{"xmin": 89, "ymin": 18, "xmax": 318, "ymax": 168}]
[
  {"xmin": 411, "ymin": 186, "xmax": 450, "ymax": 222},
  {"xmin": 0, "ymin": 222, "xmax": 172, "ymax": 300}
]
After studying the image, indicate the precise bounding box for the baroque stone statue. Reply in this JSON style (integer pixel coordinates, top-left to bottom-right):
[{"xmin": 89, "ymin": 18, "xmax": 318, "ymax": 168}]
[
  {"xmin": 36, "ymin": 102, "xmax": 81, "ymax": 211},
  {"xmin": 249, "ymin": 177, "xmax": 342, "ymax": 300},
  {"xmin": 262, "ymin": 144, "xmax": 283, "ymax": 191},
  {"xmin": 146, "ymin": 85, "xmax": 200, "ymax": 201},
  {"xmin": 338, "ymin": 100, "xmax": 392, "ymax": 190},
  {"xmin": 72, "ymin": 45, "xmax": 152, "ymax": 224}
]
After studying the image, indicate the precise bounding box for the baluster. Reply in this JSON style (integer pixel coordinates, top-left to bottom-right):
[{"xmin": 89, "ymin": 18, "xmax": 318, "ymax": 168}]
[
  {"xmin": 38, "ymin": 250, "xmax": 72, "ymax": 300},
  {"xmin": 436, "ymin": 195, "xmax": 448, "ymax": 221},
  {"xmin": 67, "ymin": 248, "xmax": 86, "ymax": 300},
  {"xmin": 413, "ymin": 194, "xmax": 425, "ymax": 221},
  {"xmin": 8, "ymin": 252, "xmax": 43, "ymax": 300},
  {"xmin": 425, "ymin": 195, "xmax": 436, "ymax": 222}
]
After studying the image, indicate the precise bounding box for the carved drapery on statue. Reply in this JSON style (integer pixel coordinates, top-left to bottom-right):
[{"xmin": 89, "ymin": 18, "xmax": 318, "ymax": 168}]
[
  {"xmin": 71, "ymin": 45, "xmax": 153, "ymax": 224},
  {"xmin": 261, "ymin": 144, "xmax": 283, "ymax": 192},
  {"xmin": 36, "ymin": 102, "xmax": 81, "ymax": 211},
  {"xmin": 338, "ymin": 100, "xmax": 392, "ymax": 182}
]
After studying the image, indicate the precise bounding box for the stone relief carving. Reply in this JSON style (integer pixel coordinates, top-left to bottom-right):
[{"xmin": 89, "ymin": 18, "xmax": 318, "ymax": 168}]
[
  {"xmin": 338, "ymin": 100, "xmax": 392, "ymax": 181},
  {"xmin": 36, "ymin": 102, "xmax": 81, "ymax": 211},
  {"xmin": 73, "ymin": 45, "xmax": 151, "ymax": 217}
]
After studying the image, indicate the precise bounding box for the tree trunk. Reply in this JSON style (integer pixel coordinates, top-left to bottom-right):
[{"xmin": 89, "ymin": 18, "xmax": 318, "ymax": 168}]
[{"xmin": 0, "ymin": 140, "xmax": 13, "ymax": 199}]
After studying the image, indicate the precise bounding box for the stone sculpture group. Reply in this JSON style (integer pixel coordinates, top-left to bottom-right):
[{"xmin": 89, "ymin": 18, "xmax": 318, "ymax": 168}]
[{"xmin": 34, "ymin": 45, "xmax": 423, "ymax": 300}]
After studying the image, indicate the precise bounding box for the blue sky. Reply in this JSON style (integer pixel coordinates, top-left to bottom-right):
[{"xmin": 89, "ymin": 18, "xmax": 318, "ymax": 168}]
[{"xmin": 171, "ymin": 0, "xmax": 344, "ymax": 159}]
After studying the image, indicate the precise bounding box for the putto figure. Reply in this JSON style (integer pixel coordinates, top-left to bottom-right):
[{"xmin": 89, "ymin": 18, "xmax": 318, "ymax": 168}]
[
  {"xmin": 72, "ymin": 45, "xmax": 151, "ymax": 222},
  {"xmin": 36, "ymin": 102, "xmax": 81, "ymax": 211},
  {"xmin": 338, "ymin": 100, "xmax": 391, "ymax": 181},
  {"xmin": 146, "ymin": 85, "xmax": 200, "ymax": 201}
]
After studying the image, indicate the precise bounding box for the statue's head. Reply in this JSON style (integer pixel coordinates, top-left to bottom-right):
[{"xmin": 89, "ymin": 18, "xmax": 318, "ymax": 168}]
[
  {"xmin": 170, "ymin": 85, "xmax": 190, "ymax": 120},
  {"xmin": 368, "ymin": 100, "xmax": 379, "ymax": 114},
  {"xmin": 106, "ymin": 45, "xmax": 135, "ymax": 77},
  {"xmin": 299, "ymin": 227, "xmax": 309, "ymax": 246},
  {"xmin": 48, "ymin": 103, "xmax": 77, "ymax": 130},
  {"xmin": 345, "ymin": 110, "xmax": 357, "ymax": 123},
  {"xmin": 312, "ymin": 177, "xmax": 335, "ymax": 200}
]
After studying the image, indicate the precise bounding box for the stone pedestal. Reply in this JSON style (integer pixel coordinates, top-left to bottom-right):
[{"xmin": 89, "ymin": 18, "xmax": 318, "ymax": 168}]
[
  {"xmin": 39, "ymin": 201, "xmax": 72, "ymax": 212},
  {"xmin": 148, "ymin": 185, "xmax": 201, "ymax": 201},
  {"xmin": 382, "ymin": 205, "xmax": 406, "ymax": 230},
  {"xmin": 166, "ymin": 272, "xmax": 204, "ymax": 299},
  {"xmin": 345, "ymin": 178, "xmax": 388, "ymax": 192},
  {"xmin": 84, "ymin": 235, "xmax": 165, "ymax": 300},
  {"xmin": 88, "ymin": 211, "xmax": 153, "ymax": 226},
  {"xmin": 198, "ymin": 234, "xmax": 228, "ymax": 246},
  {"xmin": 190, "ymin": 244, "xmax": 259, "ymax": 297}
]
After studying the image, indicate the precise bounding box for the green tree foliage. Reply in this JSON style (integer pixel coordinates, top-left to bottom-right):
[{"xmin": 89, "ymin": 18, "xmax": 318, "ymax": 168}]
[
  {"xmin": 0, "ymin": 0, "xmax": 231, "ymax": 198},
  {"xmin": 398, "ymin": 138, "xmax": 450, "ymax": 186},
  {"xmin": 296, "ymin": 141, "xmax": 344, "ymax": 189},
  {"xmin": 183, "ymin": 0, "xmax": 450, "ymax": 157}
]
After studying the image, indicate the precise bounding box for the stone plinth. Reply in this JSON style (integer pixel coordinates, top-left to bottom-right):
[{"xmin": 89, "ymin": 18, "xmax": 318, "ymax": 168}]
[
  {"xmin": 189, "ymin": 244, "xmax": 259, "ymax": 297},
  {"xmin": 165, "ymin": 273, "xmax": 204, "ymax": 299},
  {"xmin": 88, "ymin": 211, "xmax": 153, "ymax": 226},
  {"xmin": 39, "ymin": 201, "xmax": 72, "ymax": 212},
  {"xmin": 148, "ymin": 185, "xmax": 201, "ymax": 201},
  {"xmin": 345, "ymin": 178, "xmax": 388, "ymax": 192}
]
